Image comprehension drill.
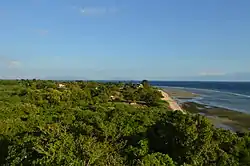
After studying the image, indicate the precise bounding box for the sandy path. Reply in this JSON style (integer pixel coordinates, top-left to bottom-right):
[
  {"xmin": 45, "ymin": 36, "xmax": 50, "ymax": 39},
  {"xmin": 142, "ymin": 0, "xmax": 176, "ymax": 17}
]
[{"xmin": 159, "ymin": 90, "xmax": 186, "ymax": 114}]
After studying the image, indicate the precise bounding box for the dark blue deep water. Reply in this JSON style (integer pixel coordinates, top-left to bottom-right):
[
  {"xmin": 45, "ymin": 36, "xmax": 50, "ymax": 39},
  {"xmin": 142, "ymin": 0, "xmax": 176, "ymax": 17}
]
[
  {"xmin": 150, "ymin": 81, "xmax": 250, "ymax": 96},
  {"xmin": 149, "ymin": 81, "xmax": 250, "ymax": 113}
]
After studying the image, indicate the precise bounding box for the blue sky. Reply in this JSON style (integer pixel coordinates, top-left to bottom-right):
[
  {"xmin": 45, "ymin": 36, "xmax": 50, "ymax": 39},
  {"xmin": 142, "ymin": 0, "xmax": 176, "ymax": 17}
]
[{"xmin": 0, "ymin": 0, "xmax": 250, "ymax": 80}]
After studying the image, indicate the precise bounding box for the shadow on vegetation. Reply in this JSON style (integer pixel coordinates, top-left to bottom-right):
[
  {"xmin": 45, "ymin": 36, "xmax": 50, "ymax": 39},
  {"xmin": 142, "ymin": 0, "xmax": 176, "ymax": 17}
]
[{"xmin": 0, "ymin": 135, "xmax": 9, "ymax": 165}]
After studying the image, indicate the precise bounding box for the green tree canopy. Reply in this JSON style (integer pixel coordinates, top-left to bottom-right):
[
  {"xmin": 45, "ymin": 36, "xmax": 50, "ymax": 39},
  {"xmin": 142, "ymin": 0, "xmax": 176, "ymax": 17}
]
[{"xmin": 0, "ymin": 80, "xmax": 249, "ymax": 165}]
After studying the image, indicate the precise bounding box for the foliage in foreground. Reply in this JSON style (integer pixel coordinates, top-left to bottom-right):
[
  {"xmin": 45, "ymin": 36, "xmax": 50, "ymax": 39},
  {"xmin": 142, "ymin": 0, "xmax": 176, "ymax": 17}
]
[{"xmin": 0, "ymin": 80, "xmax": 250, "ymax": 166}]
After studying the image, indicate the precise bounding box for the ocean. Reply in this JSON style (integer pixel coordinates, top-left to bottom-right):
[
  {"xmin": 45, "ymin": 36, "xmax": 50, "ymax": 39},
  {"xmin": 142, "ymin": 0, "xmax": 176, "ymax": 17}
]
[{"xmin": 149, "ymin": 81, "xmax": 250, "ymax": 114}]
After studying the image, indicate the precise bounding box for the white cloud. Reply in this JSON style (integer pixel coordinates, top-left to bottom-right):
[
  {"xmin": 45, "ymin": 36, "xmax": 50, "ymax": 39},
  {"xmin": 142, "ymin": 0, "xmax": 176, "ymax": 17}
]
[
  {"xmin": 79, "ymin": 6, "xmax": 118, "ymax": 16},
  {"xmin": 81, "ymin": 7, "xmax": 106, "ymax": 15},
  {"xmin": 8, "ymin": 61, "xmax": 21, "ymax": 68},
  {"xmin": 35, "ymin": 29, "xmax": 49, "ymax": 36},
  {"xmin": 71, "ymin": 6, "xmax": 78, "ymax": 10},
  {"xmin": 199, "ymin": 72, "xmax": 226, "ymax": 76},
  {"xmin": 0, "ymin": 56, "xmax": 22, "ymax": 68}
]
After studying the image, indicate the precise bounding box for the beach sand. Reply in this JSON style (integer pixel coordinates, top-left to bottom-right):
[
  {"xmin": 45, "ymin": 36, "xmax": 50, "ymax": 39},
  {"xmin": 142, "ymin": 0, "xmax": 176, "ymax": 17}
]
[
  {"xmin": 159, "ymin": 90, "xmax": 186, "ymax": 114},
  {"xmin": 159, "ymin": 88, "xmax": 250, "ymax": 132},
  {"xmin": 162, "ymin": 88, "xmax": 199, "ymax": 99}
]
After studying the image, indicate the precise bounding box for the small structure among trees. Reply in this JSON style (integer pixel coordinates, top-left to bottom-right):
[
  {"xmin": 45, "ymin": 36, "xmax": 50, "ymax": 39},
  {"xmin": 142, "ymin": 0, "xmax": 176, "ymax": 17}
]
[{"xmin": 58, "ymin": 83, "xmax": 65, "ymax": 88}]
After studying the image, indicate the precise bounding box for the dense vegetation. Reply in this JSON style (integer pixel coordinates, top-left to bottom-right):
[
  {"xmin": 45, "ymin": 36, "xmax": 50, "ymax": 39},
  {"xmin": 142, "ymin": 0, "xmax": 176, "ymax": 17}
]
[{"xmin": 0, "ymin": 80, "xmax": 250, "ymax": 166}]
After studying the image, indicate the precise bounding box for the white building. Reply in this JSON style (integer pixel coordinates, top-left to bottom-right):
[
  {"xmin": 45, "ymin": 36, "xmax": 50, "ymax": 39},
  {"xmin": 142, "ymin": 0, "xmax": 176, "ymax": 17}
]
[{"xmin": 58, "ymin": 84, "xmax": 65, "ymax": 88}]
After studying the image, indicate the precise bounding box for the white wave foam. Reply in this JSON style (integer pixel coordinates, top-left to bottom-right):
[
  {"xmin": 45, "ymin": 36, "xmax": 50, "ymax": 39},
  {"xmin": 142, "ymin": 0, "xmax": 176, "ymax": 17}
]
[
  {"xmin": 223, "ymin": 92, "xmax": 250, "ymax": 98},
  {"xmin": 160, "ymin": 86, "xmax": 250, "ymax": 98}
]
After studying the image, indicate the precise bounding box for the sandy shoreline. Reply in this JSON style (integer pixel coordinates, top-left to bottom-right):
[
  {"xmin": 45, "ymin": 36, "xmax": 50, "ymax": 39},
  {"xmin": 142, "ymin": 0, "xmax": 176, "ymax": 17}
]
[
  {"xmin": 159, "ymin": 90, "xmax": 186, "ymax": 114},
  {"xmin": 159, "ymin": 90, "xmax": 246, "ymax": 132},
  {"xmin": 159, "ymin": 89, "xmax": 250, "ymax": 132},
  {"xmin": 162, "ymin": 88, "xmax": 199, "ymax": 99}
]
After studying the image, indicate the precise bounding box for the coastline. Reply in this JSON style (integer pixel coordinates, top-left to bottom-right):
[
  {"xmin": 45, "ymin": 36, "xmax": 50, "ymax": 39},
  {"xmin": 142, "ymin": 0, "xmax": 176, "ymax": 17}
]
[
  {"xmin": 161, "ymin": 86, "xmax": 250, "ymax": 114},
  {"xmin": 159, "ymin": 90, "xmax": 185, "ymax": 114},
  {"xmin": 160, "ymin": 87, "xmax": 250, "ymax": 132}
]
